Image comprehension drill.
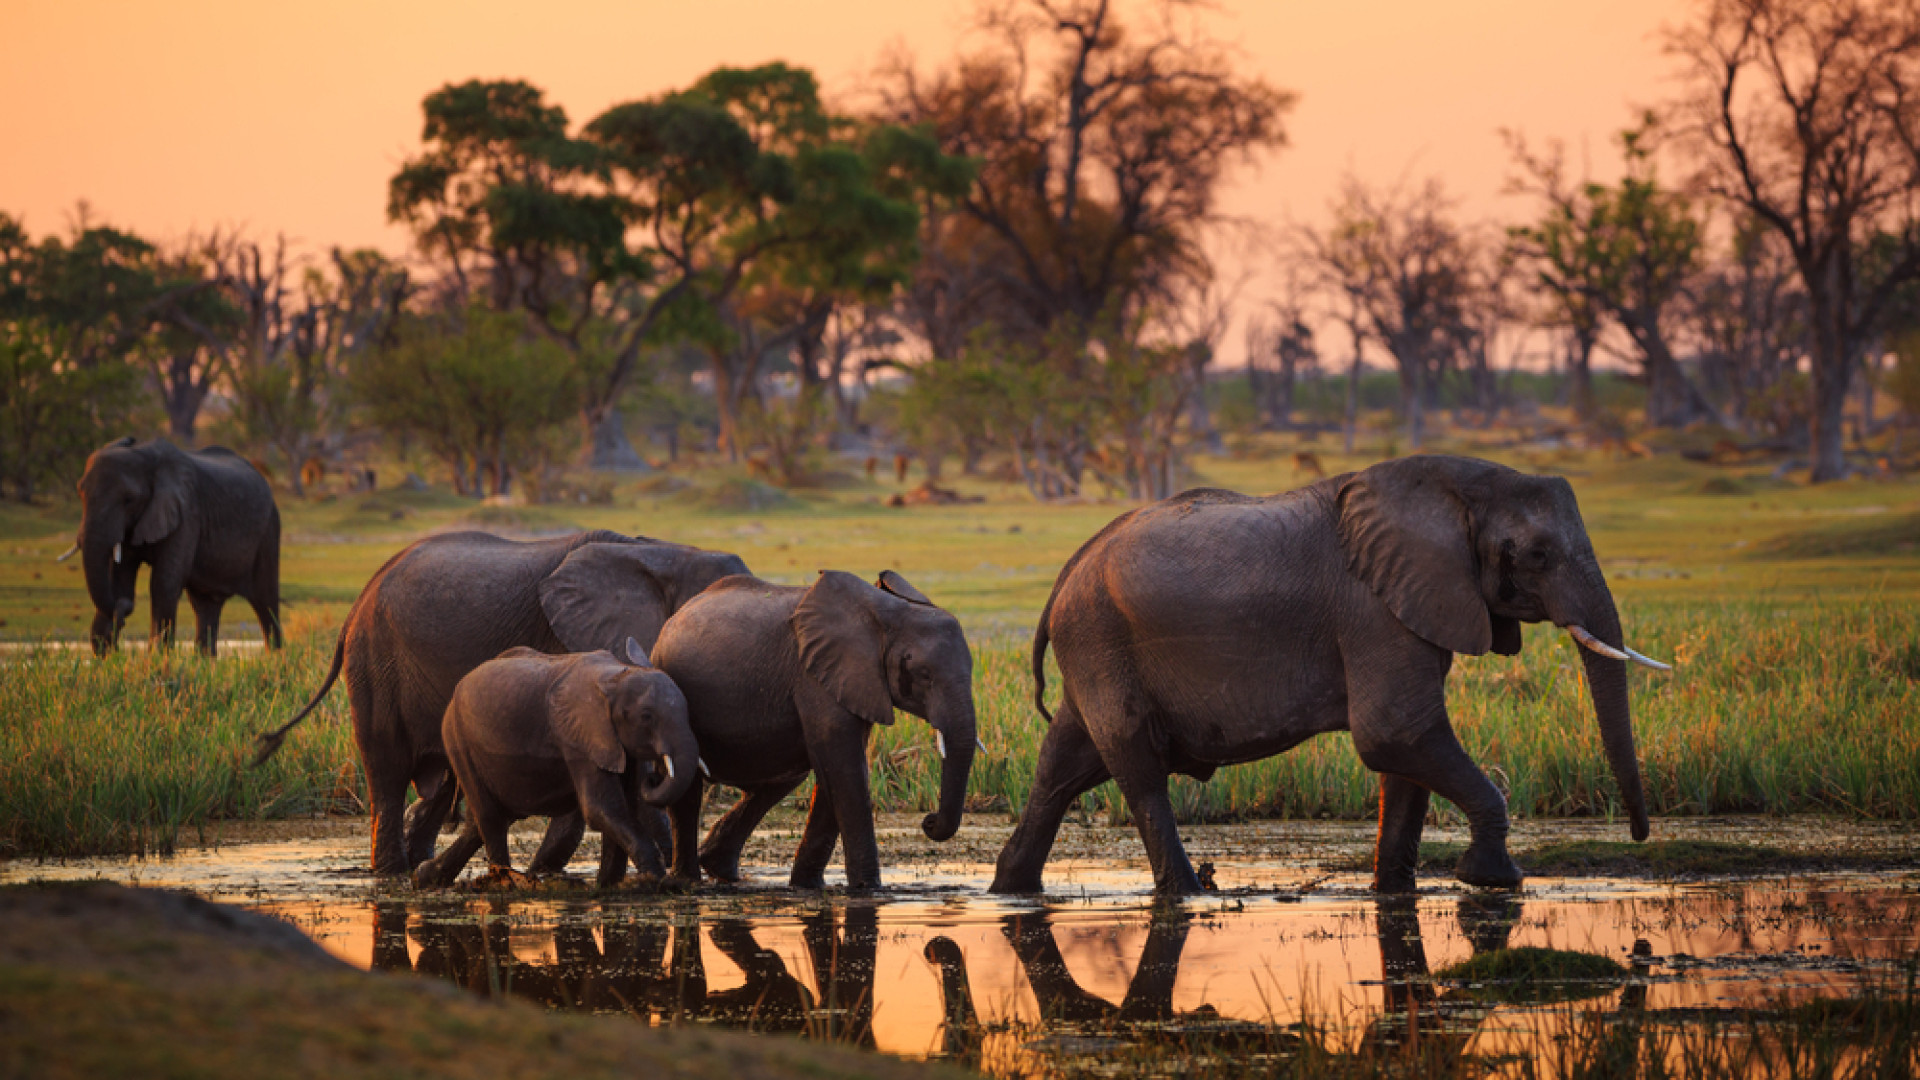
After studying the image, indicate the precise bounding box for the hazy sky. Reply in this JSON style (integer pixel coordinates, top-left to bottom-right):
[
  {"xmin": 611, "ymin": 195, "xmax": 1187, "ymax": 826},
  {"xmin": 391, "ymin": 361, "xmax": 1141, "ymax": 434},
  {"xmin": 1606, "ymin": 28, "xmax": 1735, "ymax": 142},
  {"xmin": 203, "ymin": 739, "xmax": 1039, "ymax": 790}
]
[{"xmin": 4, "ymin": 0, "xmax": 1683, "ymax": 258}]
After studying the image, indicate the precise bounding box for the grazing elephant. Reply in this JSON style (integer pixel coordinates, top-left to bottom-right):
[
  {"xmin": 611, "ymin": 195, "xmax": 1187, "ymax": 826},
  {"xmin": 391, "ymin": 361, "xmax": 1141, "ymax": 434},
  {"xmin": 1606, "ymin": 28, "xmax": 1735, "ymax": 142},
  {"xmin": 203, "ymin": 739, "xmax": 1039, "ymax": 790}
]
[
  {"xmin": 411, "ymin": 641, "xmax": 698, "ymax": 889},
  {"xmin": 650, "ymin": 570, "xmax": 978, "ymax": 890},
  {"xmin": 252, "ymin": 529, "xmax": 749, "ymax": 876},
  {"xmin": 64, "ymin": 437, "xmax": 282, "ymax": 656},
  {"xmin": 991, "ymin": 454, "xmax": 1668, "ymax": 896}
]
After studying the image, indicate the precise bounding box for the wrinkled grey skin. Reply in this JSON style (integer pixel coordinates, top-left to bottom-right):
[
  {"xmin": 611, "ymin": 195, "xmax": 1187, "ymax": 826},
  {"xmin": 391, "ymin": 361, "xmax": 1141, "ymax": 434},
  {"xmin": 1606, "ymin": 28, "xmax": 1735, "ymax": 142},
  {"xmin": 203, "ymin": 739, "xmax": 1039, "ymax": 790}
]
[
  {"xmin": 74, "ymin": 437, "xmax": 281, "ymax": 656},
  {"xmin": 650, "ymin": 570, "xmax": 977, "ymax": 890},
  {"xmin": 411, "ymin": 643, "xmax": 699, "ymax": 888},
  {"xmin": 253, "ymin": 530, "xmax": 748, "ymax": 877},
  {"xmin": 991, "ymin": 455, "xmax": 1651, "ymax": 896}
]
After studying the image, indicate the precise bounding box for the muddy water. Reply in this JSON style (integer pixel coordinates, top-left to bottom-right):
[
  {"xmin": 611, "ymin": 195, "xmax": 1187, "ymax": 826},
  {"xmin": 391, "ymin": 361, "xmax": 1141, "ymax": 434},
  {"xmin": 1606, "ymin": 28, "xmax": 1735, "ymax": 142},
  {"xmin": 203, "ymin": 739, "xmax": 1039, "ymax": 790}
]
[{"xmin": 7, "ymin": 825, "xmax": 1919, "ymax": 1077}]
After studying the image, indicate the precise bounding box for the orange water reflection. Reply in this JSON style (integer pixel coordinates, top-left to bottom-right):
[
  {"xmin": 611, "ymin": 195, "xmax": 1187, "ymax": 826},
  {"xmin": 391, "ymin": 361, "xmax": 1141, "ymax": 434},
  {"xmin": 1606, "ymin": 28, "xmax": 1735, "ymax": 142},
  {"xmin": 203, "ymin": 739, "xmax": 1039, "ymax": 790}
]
[{"xmin": 259, "ymin": 878, "xmax": 1920, "ymax": 1075}]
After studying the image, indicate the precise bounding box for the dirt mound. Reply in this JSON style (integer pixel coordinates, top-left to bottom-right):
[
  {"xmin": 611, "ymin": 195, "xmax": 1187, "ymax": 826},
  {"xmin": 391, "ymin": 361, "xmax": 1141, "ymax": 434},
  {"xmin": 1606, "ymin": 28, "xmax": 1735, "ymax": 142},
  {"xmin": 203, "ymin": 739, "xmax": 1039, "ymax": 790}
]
[
  {"xmin": 677, "ymin": 478, "xmax": 800, "ymax": 512},
  {"xmin": 0, "ymin": 881, "xmax": 968, "ymax": 1080},
  {"xmin": 886, "ymin": 482, "xmax": 985, "ymax": 507}
]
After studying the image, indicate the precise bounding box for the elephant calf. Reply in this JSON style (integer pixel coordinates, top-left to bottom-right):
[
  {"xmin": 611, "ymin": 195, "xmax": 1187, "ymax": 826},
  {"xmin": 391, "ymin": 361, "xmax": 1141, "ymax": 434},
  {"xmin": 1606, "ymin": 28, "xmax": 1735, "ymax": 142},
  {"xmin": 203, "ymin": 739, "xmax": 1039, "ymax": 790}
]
[
  {"xmin": 650, "ymin": 570, "xmax": 979, "ymax": 890},
  {"xmin": 411, "ymin": 641, "xmax": 699, "ymax": 890}
]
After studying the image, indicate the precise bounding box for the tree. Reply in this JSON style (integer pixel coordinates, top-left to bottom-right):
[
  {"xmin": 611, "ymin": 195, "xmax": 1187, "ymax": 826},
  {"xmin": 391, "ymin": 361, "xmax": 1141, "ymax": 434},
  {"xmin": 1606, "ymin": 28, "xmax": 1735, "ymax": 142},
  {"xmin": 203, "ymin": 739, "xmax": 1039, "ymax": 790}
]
[
  {"xmin": 1688, "ymin": 214, "xmax": 1809, "ymax": 437},
  {"xmin": 222, "ymin": 243, "xmax": 411, "ymax": 493},
  {"xmin": 875, "ymin": 0, "xmax": 1290, "ymax": 494},
  {"xmin": 1306, "ymin": 176, "xmax": 1476, "ymax": 450},
  {"xmin": 0, "ymin": 320, "xmax": 143, "ymax": 502},
  {"xmin": 1506, "ymin": 125, "xmax": 1715, "ymax": 429},
  {"xmin": 353, "ymin": 307, "xmax": 578, "ymax": 497},
  {"xmin": 1669, "ymin": 0, "xmax": 1920, "ymax": 480}
]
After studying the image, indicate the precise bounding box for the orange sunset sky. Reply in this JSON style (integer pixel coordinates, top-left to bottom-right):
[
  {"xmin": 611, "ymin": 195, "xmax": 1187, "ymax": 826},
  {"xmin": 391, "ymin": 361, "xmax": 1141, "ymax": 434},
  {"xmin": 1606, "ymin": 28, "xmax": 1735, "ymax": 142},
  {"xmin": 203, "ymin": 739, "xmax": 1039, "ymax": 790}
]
[{"xmin": 3, "ymin": 0, "xmax": 1680, "ymax": 274}]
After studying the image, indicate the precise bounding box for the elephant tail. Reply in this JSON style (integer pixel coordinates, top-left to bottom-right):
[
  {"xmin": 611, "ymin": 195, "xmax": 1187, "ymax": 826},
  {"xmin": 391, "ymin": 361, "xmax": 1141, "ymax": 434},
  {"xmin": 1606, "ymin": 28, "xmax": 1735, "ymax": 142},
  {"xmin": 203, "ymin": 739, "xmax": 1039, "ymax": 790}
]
[
  {"xmin": 252, "ymin": 629, "xmax": 346, "ymax": 766},
  {"xmin": 1031, "ymin": 611, "xmax": 1054, "ymax": 723}
]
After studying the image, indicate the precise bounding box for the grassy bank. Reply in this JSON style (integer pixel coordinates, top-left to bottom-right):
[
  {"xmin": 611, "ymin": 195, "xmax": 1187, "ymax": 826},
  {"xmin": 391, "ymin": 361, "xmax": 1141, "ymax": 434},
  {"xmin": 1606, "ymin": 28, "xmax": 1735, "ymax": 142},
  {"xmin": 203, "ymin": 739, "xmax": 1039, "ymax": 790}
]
[{"xmin": 4, "ymin": 596, "xmax": 1915, "ymax": 859}]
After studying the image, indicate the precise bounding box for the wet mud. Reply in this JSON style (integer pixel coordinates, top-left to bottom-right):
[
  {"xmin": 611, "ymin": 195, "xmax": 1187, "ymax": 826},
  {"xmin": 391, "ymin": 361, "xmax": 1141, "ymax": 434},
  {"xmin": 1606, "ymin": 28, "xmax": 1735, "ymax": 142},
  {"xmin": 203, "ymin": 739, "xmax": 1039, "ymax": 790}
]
[{"xmin": 6, "ymin": 816, "xmax": 1917, "ymax": 1078}]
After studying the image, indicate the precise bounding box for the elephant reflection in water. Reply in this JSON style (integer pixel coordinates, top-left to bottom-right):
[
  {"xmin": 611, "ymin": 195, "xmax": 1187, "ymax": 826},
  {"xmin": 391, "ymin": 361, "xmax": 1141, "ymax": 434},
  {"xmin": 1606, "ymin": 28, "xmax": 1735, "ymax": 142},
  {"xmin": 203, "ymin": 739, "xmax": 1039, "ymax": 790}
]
[
  {"xmin": 922, "ymin": 895, "xmax": 1538, "ymax": 1066},
  {"xmin": 369, "ymin": 900, "xmax": 880, "ymax": 1044}
]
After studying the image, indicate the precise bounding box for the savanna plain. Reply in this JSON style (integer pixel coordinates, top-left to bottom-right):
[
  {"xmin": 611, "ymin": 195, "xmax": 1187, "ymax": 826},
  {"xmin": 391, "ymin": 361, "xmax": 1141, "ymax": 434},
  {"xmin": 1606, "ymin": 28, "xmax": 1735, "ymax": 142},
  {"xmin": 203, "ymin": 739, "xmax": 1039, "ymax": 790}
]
[{"xmin": 3, "ymin": 438, "xmax": 1919, "ymax": 1079}]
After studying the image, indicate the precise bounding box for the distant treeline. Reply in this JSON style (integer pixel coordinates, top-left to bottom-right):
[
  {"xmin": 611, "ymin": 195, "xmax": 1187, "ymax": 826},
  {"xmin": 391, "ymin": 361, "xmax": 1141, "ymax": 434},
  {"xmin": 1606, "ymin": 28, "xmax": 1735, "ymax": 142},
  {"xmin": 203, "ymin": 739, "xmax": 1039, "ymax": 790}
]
[{"xmin": 7, "ymin": 0, "xmax": 1920, "ymax": 501}]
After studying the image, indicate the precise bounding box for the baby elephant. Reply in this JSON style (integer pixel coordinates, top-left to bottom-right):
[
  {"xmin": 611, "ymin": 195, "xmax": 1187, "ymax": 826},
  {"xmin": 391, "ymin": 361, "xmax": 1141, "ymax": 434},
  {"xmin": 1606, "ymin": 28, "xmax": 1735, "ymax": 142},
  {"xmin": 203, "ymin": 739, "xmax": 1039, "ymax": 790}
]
[{"xmin": 412, "ymin": 640, "xmax": 699, "ymax": 889}]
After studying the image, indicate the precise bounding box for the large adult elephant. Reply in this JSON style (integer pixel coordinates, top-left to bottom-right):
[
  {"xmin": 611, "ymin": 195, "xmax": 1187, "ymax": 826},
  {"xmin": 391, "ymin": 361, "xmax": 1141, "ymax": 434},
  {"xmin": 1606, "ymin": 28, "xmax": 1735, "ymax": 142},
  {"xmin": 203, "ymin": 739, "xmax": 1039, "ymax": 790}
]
[
  {"xmin": 650, "ymin": 570, "xmax": 978, "ymax": 889},
  {"xmin": 253, "ymin": 530, "xmax": 749, "ymax": 876},
  {"xmin": 990, "ymin": 455, "xmax": 1669, "ymax": 896},
  {"xmin": 62, "ymin": 437, "xmax": 282, "ymax": 656}
]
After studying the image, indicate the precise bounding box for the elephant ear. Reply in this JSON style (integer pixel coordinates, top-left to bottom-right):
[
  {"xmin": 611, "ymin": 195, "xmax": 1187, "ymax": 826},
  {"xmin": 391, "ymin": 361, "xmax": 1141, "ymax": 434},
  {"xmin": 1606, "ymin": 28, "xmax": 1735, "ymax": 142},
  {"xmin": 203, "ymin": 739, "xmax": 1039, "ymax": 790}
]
[
  {"xmin": 875, "ymin": 569, "xmax": 932, "ymax": 606},
  {"xmin": 539, "ymin": 542, "xmax": 683, "ymax": 654},
  {"xmin": 547, "ymin": 658, "xmax": 626, "ymax": 774},
  {"xmin": 1337, "ymin": 462, "xmax": 1492, "ymax": 656},
  {"xmin": 791, "ymin": 571, "xmax": 895, "ymax": 726},
  {"xmin": 131, "ymin": 462, "xmax": 188, "ymax": 545}
]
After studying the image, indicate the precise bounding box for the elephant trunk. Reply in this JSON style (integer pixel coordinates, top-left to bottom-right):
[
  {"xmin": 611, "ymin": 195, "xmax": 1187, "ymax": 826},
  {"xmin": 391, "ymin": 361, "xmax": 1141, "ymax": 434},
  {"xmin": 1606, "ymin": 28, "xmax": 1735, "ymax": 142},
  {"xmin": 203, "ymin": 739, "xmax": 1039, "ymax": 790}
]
[
  {"xmin": 923, "ymin": 696, "xmax": 977, "ymax": 842},
  {"xmin": 1561, "ymin": 568, "xmax": 1651, "ymax": 842},
  {"xmin": 640, "ymin": 725, "xmax": 700, "ymax": 808},
  {"xmin": 80, "ymin": 515, "xmax": 128, "ymax": 655}
]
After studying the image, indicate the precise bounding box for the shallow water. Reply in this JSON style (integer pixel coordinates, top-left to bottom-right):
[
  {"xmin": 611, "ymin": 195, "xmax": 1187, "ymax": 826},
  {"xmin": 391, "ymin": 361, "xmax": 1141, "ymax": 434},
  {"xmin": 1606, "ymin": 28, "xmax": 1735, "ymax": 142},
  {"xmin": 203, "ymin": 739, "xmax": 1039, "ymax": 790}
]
[{"xmin": 8, "ymin": 824, "xmax": 1918, "ymax": 1077}]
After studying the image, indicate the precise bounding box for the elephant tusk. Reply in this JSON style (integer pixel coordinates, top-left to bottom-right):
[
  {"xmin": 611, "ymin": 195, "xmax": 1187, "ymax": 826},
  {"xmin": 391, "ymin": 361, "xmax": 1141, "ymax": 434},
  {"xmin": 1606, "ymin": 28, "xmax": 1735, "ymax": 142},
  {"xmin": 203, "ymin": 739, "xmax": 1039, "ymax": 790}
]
[
  {"xmin": 56, "ymin": 544, "xmax": 79, "ymax": 562},
  {"xmin": 663, "ymin": 756, "xmax": 676, "ymax": 781},
  {"xmin": 1567, "ymin": 624, "xmax": 1629, "ymax": 662},
  {"xmin": 977, "ymin": 738, "xmax": 989, "ymax": 755},
  {"xmin": 113, "ymin": 543, "xmax": 122, "ymax": 564},
  {"xmin": 699, "ymin": 758, "xmax": 711, "ymax": 780},
  {"xmin": 936, "ymin": 730, "xmax": 946, "ymax": 759},
  {"xmin": 1624, "ymin": 646, "xmax": 1674, "ymax": 673}
]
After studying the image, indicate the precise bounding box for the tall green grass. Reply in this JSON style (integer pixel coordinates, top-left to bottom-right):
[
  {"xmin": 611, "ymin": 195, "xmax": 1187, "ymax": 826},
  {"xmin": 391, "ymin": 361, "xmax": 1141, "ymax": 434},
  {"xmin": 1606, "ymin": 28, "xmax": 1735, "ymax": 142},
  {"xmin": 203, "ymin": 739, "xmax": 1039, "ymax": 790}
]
[
  {"xmin": 4, "ymin": 598, "xmax": 1916, "ymax": 858},
  {"xmin": 871, "ymin": 596, "xmax": 1920, "ymax": 829},
  {"xmin": 0, "ymin": 633, "xmax": 356, "ymax": 858}
]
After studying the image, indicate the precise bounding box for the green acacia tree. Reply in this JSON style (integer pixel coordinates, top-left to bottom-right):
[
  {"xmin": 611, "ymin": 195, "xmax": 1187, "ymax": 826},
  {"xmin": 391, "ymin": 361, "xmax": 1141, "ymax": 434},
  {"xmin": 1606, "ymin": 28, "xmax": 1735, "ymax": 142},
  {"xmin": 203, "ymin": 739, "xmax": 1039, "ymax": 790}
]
[
  {"xmin": 1507, "ymin": 123, "xmax": 1715, "ymax": 430},
  {"xmin": 352, "ymin": 307, "xmax": 578, "ymax": 497}
]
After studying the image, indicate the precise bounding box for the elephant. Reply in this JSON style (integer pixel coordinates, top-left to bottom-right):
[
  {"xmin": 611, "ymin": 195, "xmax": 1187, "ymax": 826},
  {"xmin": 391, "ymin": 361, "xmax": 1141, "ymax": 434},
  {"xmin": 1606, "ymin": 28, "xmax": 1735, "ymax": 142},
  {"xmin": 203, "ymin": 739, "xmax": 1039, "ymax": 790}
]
[
  {"xmin": 648, "ymin": 569, "xmax": 978, "ymax": 890},
  {"xmin": 252, "ymin": 529, "xmax": 749, "ymax": 876},
  {"xmin": 63, "ymin": 437, "xmax": 282, "ymax": 656},
  {"xmin": 990, "ymin": 454, "xmax": 1669, "ymax": 897},
  {"xmin": 410, "ymin": 640, "xmax": 699, "ymax": 890}
]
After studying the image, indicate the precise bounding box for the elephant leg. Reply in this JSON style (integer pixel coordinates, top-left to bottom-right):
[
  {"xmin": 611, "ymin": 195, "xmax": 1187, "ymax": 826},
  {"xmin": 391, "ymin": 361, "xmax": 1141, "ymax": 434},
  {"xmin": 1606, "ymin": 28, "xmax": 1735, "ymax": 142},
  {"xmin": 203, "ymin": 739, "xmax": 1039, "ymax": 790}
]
[
  {"xmin": 527, "ymin": 811, "xmax": 586, "ymax": 877},
  {"xmin": 466, "ymin": 787, "xmax": 516, "ymax": 872},
  {"xmin": 811, "ymin": 723, "xmax": 882, "ymax": 889},
  {"xmin": 1110, "ymin": 766, "xmax": 1200, "ymax": 896},
  {"xmin": 403, "ymin": 764, "xmax": 459, "ymax": 871},
  {"xmin": 187, "ymin": 589, "xmax": 222, "ymax": 657},
  {"xmin": 1373, "ymin": 775, "xmax": 1431, "ymax": 894},
  {"xmin": 414, "ymin": 819, "xmax": 485, "ymax": 888},
  {"xmin": 698, "ymin": 779, "xmax": 804, "ymax": 883},
  {"xmin": 247, "ymin": 594, "xmax": 282, "ymax": 651},
  {"xmin": 251, "ymin": 527, "xmax": 283, "ymax": 650},
  {"xmin": 790, "ymin": 783, "xmax": 841, "ymax": 890},
  {"xmin": 1360, "ymin": 721, "xmax": 1520, "ymax": 890},
  {"xmin": 149, "ymin": 572, "xmax": 184, "ymax": 651},
  {"xmin": 990, "ymin": 700, "xmax": 1110, "ymax": 894},
  {"xmin": 363, "ymin": 756, "xmax": 413, "ymax": 877},
  {"xmin": 582, "ymin": 774, "xmax": 663, "ymax": 886},
  {"xmin": 666, "ymin": 778, "xmax": 706, "ymax": 882}
]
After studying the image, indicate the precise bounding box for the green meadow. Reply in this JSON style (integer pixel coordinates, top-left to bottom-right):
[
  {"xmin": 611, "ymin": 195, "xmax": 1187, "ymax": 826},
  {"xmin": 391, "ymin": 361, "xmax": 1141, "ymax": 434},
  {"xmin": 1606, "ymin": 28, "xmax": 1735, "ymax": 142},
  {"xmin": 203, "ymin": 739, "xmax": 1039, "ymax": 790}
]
[{"xmin": 3, "ymin": 438, "xmax": 1917, "ymax": 858}]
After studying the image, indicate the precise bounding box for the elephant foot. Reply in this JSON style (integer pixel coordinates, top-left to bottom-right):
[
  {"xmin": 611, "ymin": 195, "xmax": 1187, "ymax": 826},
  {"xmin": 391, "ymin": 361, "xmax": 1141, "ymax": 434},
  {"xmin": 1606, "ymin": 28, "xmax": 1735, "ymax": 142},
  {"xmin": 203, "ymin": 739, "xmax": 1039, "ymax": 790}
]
[
  {"xmin": 698, "ymin": 850, "xmax": 743, "ymax": 883},
  {"xmin": 476, "ymin": 867, "xmax": 538, "ymax": 892},
  {"xmin": 412, "ymin": 859, "xmax": 461, "ymax": 890},
  {"xmin": 1372, "ymin": 870, "xmax": 1420, "ymax": 894},
  {"xmin": 987, "ymin": 870, "xmax": 1044, "ymax": 895},
  {"xmin": 595, "ymin": 867, "xmax": 628, "ymax": 890},
  {"xmin": 1455, "ymin": 843, "xmax": 1523, "ymax": 890},
  {"xmin": 789, "ymin": 871, "xmax": 827, "ymax": 890}
]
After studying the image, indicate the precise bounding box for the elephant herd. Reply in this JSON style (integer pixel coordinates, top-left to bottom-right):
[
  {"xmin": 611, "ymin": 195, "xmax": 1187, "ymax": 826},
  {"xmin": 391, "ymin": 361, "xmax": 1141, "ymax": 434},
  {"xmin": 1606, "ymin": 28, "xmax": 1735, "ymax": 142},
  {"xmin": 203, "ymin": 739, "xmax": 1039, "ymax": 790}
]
[{"xmin": 75, "ymin": 437, "xmax": 1669, "ymax": 896}]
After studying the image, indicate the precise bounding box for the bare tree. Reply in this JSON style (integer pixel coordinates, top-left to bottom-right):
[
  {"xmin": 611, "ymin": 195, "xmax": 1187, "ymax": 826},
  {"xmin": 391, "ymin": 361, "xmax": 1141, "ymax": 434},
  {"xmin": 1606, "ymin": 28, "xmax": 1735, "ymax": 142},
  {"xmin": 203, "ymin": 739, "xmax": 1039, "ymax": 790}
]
[
  {"xmin": 1668, "ymin": 0, "xmax": 1920, "ymax": 480},
  {"xmin": 1305, "ymin": 176, "xmax": 1475, "ymax": 450}
]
